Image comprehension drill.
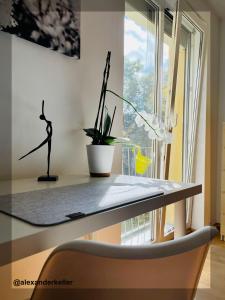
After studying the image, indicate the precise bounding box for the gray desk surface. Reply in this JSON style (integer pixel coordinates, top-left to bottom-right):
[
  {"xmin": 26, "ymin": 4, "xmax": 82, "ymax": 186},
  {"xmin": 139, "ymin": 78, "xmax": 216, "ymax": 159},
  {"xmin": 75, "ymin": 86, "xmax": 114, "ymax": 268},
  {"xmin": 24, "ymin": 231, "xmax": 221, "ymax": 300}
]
[
  {"xmin": 0, "ymin": 174, "xmax": 202, "ymax": 265},
  {"xmin": 0, "ymin": 177, "xmax": 164, "ymax": 226}
]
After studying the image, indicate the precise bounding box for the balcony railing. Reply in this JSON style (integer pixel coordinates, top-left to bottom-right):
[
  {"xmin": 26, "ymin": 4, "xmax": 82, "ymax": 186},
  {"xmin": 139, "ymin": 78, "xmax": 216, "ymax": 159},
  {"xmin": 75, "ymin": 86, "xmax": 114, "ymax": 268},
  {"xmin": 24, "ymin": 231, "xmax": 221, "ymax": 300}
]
[
  {"xmin": 121, "ymin": 146, "xmax": 174, "ymax": 244},
  {"xmin": 121, "ymin": 146, "xmax": 155, "ymax": 245}
]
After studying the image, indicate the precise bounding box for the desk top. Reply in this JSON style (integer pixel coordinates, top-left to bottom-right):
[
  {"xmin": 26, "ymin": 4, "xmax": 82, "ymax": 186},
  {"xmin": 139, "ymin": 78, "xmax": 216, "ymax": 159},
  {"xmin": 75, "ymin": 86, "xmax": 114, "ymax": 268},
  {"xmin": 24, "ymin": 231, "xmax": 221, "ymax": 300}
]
[
  {"xmin": 0, "ymin": 176, "xmax": 165, "ymax": 226},
  {"xmin": 0, "ymin": 174, "xmax": 202, "ymax": 265}
]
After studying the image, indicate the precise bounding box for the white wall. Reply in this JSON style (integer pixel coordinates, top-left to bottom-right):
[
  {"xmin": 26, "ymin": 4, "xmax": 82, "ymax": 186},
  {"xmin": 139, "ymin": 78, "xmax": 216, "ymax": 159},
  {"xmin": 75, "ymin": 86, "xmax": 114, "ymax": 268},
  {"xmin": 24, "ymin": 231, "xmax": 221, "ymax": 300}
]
[
  {"xmin": 217, "ymin": 19, "xmax": 225, "ymax": 222},
  {"xmin": 210, "ymin": 12, "xmax": 220, "ymax": 224},
  {"xmin": 189, "ymin": 2, "xmax": 225, "ymax": 226},
  {"xmin": 191, "ymin": 51, "xmax": 207, "ymax": 229},
  {"xmin": 0, "ymin": 1, "xmax": 124, "ymax": 180},
  {"xmin": 0, "ymin": 31, "xmax": 12, "ymax": 180},
  {"xmin": 186, "ymin": 0, "xmax": 221, "ymax": 228}
]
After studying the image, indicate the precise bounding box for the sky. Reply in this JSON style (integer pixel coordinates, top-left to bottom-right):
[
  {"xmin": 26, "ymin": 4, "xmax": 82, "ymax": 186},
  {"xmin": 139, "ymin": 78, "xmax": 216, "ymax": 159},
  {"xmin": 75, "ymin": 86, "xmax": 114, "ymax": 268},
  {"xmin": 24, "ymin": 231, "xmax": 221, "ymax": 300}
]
[{"xmin": 124, "ymin": 15, "xmax": 170, "ymax": 74}]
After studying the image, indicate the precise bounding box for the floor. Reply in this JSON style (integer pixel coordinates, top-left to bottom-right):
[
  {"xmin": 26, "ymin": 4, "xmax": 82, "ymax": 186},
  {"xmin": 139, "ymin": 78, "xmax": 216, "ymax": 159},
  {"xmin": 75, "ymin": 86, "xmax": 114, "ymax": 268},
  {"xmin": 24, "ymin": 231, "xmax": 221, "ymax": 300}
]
[{"xmin": 195, "ymin": 236, "xmax": 225, "ymax": 300}]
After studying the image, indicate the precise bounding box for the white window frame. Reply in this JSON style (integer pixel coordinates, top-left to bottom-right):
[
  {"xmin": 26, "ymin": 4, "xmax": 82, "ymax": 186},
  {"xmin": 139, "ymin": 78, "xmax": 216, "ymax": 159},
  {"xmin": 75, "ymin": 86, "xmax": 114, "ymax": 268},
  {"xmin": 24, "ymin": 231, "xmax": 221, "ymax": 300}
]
[
  {"xmin": 122, "ymin": 0, "xmax": 207, "ymax": 243},
  {"xmin": 181, "ymin": 2, "xmax": 207, "ymax": 228},
  {"xmin": 162, "ymin": 0, "xmax": 207, "ymax": 238}
]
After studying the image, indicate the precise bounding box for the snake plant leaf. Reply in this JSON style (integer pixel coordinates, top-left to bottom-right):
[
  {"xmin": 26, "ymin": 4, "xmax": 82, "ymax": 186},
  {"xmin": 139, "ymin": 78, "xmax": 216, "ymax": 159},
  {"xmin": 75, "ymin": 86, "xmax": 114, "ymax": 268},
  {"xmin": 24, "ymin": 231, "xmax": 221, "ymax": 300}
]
[{"xmin": 103, "ymin": 113, "xmax": 111, "ymax": 137}]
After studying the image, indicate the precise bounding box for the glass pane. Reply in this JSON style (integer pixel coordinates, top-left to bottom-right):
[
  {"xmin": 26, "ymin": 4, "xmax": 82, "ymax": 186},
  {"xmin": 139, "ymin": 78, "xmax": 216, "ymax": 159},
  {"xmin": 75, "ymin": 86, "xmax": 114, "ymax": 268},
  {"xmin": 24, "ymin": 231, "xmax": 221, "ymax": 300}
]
[
  {"xmin": 121, "ymin": 1, "xmax": 158, "ymax": 245},
  {"xmin": 161, "ymin": 15, "xmax": 173, "ymax": 123},
  {"xmin": 123, "ymin": 2, "xmax": 157, "ymax": 177}
]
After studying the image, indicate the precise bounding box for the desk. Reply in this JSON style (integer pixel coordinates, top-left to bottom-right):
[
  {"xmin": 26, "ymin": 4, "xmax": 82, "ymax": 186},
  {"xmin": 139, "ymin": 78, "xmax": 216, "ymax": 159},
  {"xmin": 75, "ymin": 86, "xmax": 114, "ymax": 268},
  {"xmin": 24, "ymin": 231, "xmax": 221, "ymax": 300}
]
[{"xmin": 0, "ymin": 174, "xmax": 202, "ymax": 266}]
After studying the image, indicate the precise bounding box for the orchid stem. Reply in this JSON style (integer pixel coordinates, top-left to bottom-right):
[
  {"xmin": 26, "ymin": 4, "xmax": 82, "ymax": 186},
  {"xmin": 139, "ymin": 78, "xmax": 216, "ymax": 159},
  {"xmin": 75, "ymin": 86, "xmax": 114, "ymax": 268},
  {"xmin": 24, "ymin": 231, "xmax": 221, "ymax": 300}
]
[{"xmin": 106, "ymin": 89, "xmax": 159, "ymax": 137}]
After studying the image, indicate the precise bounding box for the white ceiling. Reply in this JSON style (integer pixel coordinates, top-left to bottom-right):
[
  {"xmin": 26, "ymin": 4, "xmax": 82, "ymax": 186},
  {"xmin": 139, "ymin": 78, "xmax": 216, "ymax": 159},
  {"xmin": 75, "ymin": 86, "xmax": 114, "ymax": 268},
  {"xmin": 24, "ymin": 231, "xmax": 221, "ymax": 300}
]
[{"xmin": 207, "ymin": 0, "xmax": 225, "ymax": 19}]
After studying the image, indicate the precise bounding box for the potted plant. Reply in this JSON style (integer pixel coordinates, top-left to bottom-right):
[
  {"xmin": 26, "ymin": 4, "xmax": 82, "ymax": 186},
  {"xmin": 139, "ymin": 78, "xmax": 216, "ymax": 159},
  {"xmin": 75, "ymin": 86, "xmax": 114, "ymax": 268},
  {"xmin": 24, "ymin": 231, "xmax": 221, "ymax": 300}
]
[
  {"xmin": 84, "ymin": 52, "xmax": 117, "ymax": 177},
  {"xmin": 84, "ymin": 102, "xmax": 117, "ymax": 177},
  {"xmin": 84, "ymin": 51, "xmax": 174, "ymax": 177}
]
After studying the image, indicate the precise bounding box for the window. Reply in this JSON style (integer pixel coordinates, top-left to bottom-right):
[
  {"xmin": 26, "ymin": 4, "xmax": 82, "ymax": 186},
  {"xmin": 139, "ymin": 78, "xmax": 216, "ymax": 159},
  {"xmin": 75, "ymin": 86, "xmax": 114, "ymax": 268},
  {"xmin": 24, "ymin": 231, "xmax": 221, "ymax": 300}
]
[
  {"xmin": 122, "ymin": 0, "xmax": 205, "ymax": 244},
  {"xmin": 122, "ymin": 1, "xmax": 157, "ymax": 179},
  {"xmin": 122, "ymin": 0, "xmax": 159, "ymax": 244},
  {"xmin": 164, "ymin": 15, "xmax": 204, "ymax": 236}
]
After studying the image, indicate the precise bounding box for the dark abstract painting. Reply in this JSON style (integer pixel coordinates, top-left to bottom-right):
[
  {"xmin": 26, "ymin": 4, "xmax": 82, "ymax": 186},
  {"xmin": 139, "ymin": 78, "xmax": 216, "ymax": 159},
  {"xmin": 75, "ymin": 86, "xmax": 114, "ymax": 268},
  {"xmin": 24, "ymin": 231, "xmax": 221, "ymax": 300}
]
[{"xmin": 0, "ymin": 0, "xmax": 80, "ymax": 58}]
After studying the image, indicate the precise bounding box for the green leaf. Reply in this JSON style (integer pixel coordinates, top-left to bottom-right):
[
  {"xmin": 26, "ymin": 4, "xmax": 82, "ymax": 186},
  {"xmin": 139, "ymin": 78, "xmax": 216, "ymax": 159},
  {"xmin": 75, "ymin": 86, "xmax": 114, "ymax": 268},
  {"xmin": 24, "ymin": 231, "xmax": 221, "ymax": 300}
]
[
  {"xmin": 103, "ymin": 113, "xmax": 111, "ymax": 137},
  {"xmin": 83, "ymin": 128, "xmax": 101, "ymax": 138},
  {"xmin": 103, "ymin": 136, "xmax": 116, "ymax": 145},
  {"xmin": 83, "ymin": 128, "xmax": 103, "ymax": 145}
]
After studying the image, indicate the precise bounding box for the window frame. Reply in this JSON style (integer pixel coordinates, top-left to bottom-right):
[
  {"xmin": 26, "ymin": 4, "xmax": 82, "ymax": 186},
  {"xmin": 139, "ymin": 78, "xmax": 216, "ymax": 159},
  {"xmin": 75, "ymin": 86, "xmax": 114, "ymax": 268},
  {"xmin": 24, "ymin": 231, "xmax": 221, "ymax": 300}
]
[
  {"xmin": 122, "ymin": 0, "xmax": 207, "ymax": 243},
  {"xmin": 162, "ymin": 1, "xmax": 207, "ymax": 237}
]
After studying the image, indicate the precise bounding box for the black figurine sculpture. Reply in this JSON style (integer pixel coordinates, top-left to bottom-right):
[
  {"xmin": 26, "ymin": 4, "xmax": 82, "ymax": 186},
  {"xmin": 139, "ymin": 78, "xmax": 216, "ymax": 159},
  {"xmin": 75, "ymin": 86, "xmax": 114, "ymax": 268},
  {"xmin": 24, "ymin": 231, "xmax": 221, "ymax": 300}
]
[{"xmin": 19, "ymin": 100, "xmax": 58, "ymax": 182}]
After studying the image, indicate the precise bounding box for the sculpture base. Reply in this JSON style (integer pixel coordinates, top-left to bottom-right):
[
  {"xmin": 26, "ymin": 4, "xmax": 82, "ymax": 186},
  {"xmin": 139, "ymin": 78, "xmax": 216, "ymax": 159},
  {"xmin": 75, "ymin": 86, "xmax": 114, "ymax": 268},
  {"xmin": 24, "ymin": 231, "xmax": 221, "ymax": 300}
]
[{"xmin": 38, "ymin": 175, "xmax": 59, "ymax": 182}]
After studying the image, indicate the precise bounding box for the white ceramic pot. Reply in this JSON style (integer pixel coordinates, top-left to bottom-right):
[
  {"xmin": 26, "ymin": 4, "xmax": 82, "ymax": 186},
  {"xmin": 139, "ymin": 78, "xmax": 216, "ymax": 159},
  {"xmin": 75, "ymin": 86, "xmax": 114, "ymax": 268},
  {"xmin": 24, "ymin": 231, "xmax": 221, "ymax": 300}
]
[{"xmin": 86, "ymin": 145, "xmax": 115, "ymax": 177}]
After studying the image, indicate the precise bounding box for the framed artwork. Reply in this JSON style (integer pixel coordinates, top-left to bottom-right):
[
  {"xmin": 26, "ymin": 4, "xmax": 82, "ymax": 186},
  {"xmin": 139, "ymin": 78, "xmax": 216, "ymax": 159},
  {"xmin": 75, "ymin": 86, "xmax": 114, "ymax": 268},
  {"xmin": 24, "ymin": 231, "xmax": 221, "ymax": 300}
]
[{"xmin": 0, "ymin": 0, "xmax": 80, "ymax": 58}]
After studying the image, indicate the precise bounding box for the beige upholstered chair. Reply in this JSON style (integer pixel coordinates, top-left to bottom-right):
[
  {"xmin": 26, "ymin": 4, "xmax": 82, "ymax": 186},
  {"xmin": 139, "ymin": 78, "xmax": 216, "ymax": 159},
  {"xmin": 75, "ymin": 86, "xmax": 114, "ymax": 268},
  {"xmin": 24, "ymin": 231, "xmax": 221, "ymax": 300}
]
[{"xmin": 31, "ymin": 226, "xmax": 217, "ymax": 300}]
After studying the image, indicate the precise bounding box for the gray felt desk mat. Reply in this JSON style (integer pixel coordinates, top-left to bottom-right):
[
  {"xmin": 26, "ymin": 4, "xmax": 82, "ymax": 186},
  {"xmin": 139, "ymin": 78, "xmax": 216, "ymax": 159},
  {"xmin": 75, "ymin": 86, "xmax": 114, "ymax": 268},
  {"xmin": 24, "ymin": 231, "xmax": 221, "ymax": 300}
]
[{"xmin": 0, "ymin": 180, "xmax": 164, "ymax": 226}]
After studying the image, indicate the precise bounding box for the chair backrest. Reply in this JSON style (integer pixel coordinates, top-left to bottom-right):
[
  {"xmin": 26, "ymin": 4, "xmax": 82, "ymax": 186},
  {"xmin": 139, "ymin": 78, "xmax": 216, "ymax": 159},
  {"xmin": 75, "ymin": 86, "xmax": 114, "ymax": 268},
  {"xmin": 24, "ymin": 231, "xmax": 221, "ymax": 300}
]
[{"xmin": 31, "ymin": 226, "xmax": 217, "ymax": 300}]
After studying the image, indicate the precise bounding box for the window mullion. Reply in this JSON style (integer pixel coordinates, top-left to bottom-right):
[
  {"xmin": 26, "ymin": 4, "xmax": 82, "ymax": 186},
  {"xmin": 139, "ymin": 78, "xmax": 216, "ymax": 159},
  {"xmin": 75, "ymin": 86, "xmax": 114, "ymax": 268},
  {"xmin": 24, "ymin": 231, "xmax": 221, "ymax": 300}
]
[
  {"xmin": 164, "ymin": 0, "xmax": 182, "ymax": 180},
  {"xmin": 159, "ymin": 0, "xmax": 183, "ymax": 241},
  {"xmin": 153, "ymin": 0, "xmax": 165, "ymax": 242}
]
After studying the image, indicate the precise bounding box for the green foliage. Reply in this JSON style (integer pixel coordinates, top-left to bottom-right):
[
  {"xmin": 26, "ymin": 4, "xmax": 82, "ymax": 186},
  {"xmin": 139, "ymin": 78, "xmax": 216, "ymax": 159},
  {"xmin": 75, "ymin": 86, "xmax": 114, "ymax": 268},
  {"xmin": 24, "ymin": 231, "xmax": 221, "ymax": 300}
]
[
  {"xmin": 83, "ymin": 107, "xmax": 116, "ymax": 145},
  {"xmin": 123, "ymin": 57, "xmax": 155, "ymax": 147},
  {"xmin": 104, "ymin": 136, "xmax": 117, "ymax": 145},
  {"xmin": 83, "ymin": 128, "xmax": 101, "ymax": 144},
  {"xmin": 83, "ymin": 51, "xmax": 117, "ymax": 146},
  {"xmin": 103, "ymin": 112, "xmax": 111, "ymax": 137}
]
